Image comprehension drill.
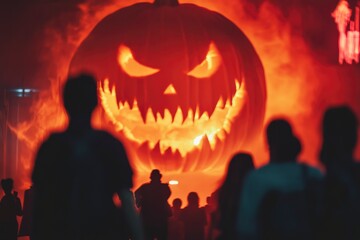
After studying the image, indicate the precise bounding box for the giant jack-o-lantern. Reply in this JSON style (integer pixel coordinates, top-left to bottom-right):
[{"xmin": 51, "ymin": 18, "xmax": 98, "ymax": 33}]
[{"xmin": 70, "ymin": 0, "xmax": 266, "ymax": 172}]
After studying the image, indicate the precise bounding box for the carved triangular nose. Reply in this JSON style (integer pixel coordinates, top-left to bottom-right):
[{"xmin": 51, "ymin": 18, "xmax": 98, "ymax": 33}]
[{"xmin": 163, "ymin": 84, "xmax": 177, "ymax": 95}]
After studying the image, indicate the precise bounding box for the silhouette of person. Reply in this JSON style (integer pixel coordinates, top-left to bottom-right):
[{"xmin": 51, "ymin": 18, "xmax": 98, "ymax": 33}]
[
  {"xmin": 135, "ymin": 169, "xmax": 171, "ymax": 240},
  {"xmin": 216, "ymin": 153, "xmax": 254, "ymax": 240},
  {"xmin": 205, "ymin": 191, "xmax": 220, "ymax": 240},
  {"xmin": 31, "ymin": 73, "xmax": 144, "ymax": 240},
  {"xmin": 171, "ymin": 198, "xmax": 182, "ymax": 219},
  {"xmin": 19, "ymin": 186, "xmax": 34, "ymax": 239},
  {"xmin": 168, "ymin": 198, "xmax": 184, "ymax": 240},
  {"xmin": 0, "ymin": 178, "xmax": 23, "ymax": 240},
  {"xmin": 180, "ymin": 192, "xmax": 207, "ymax": 240},
  {"xmin": 318, "ymin": 106, "xmax": 360, "ymax": 239},
  {"xmin": 236, "ymin": 119, "xmax": 323, "ymax": 240}
]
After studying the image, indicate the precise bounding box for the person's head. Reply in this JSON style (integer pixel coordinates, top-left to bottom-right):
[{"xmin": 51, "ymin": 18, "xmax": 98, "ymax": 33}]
[
  {"xmin": 320, "ymin": 106, "xmax": 358, "ymax": 166},
  {"xmin": 266, "ymin": 119, "xmax": 301, "ymax": 163},
  {"xmin": 150, "ymin": 169, "xmax": 162, "ymax": 182},
  {"xmin": 172, "ymin": 198, "xmax": 182, "ymax": 209},
  {"xmin": 187, "ymin": 192, "xmax": 200, "ymax": 207},
  {"xmin": 63, "ymin": 73, "xmax": 98, "ymax": 119},
  {"xmin": 227, "ymin": 152, "xmax": 254, "ymax": 182},
  {"xmin": 1, "ymin": 178, "xmax": 14, "ymax": 195}
]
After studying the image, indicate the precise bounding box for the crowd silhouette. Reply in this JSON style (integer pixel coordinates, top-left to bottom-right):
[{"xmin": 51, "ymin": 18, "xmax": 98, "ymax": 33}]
[{"xmin": 0, "ymin": 73, "xmax": 359, "ymax": 240}]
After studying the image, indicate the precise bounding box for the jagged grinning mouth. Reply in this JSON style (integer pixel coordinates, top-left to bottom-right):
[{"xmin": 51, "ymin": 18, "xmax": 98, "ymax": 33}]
[{"xmin": 99, "ymin": 78, "xmax": 246, "ymax": 157}]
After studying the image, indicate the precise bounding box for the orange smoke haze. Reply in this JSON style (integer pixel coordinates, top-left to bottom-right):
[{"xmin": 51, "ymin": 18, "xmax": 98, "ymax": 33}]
[{"xmin": 2, "ymin": 0, "xmax": 360, "ymax": 205}]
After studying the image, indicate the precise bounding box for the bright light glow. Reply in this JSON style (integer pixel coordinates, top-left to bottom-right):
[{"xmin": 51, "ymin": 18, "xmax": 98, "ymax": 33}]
[
  {"xmin": 9, "ymin": 88, "xmax": 39, "ymax": 93},
  {"xmin": 118, "ymin": 45, "xmax": 160, "ymax": 77},
  {"xmin": 193, "ymin": 135, "xmax": 203, "ymax": 146},
  {"xmin": 169, "ymin": 180, "xmax": 179, "ymax": 185},
  {"xmin": 187, "ymin": 42, "xmax": 222, "ymax": 78}
]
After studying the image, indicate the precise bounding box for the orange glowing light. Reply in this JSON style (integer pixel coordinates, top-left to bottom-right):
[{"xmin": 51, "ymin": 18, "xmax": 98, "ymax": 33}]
[
  {"xmin": 169, "ymin": 180, "xmax": 179, "ymax": 185},
  {"xmin": 187, "ymin": 42, "xmax": 222, "ymax": 78},
  {"xmin": 118, "ymin": 44, "xmax": 160, "ymax": 77}
]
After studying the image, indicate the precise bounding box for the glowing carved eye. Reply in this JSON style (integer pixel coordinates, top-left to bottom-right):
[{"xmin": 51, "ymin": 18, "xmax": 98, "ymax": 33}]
[
  {"xmin": 118, "ymin": 45, "xmax": 160, "ymax": 77},
  {"xmin": 187, "ymin": 42, "xmax": 222, "ymax": 78}
]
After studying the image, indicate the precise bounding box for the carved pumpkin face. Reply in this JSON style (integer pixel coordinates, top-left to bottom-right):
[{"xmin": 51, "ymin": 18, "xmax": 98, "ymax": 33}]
[{"xmin": 70, "ymin": 0, "xmax": 266, "ymax": 172}]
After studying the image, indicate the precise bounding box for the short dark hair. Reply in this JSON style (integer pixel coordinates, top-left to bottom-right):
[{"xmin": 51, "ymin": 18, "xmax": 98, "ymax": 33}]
[
  {"xmin": 63, "ymin": 73, "xmax": 98, "ymax": 117},
  {"xmin": 150, "ymin": 169, "xmax": 162, "ymax": 180},
  {"xmin": 266, "ymin": 118, "xmax": 301, "ymax": 162},
  {"xmin": 1, "ymin": 178, "xmax": 14, "ymax": 193}
]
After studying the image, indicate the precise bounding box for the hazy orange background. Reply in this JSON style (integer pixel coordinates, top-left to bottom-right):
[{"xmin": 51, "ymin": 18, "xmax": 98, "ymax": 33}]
[{"xmin": 1, "ymin": 0, "xmax": 360, "ymax": 207}]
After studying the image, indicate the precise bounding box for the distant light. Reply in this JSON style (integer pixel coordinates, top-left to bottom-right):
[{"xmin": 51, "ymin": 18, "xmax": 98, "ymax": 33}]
[
  {"xmin": 8, "ymin": 88, "xmax": 39, "ymax": 97},
  {"xmin": 169, "ymin": 180, "xmax": 179, "ymax": 185}
]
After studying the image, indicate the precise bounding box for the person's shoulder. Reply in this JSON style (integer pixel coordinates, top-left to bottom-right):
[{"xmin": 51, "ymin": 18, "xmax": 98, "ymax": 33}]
[
  {"xmin": 37, "ymin": 132, "xmax": 67, "ymax": 150},
  {"xmin": 44, "ymin": 131, "xmax": 66, "ymax": 142},
  {"xmin": 246, "ymin": 163, "xmax": 274, "ymax": 179},
  {"xmin": 302, "ymin": 163, "xmax": 323, "ymax": 179},
  {"xmin": 137, "ymin": 182, "xmax": 151, "ymax": 190}
]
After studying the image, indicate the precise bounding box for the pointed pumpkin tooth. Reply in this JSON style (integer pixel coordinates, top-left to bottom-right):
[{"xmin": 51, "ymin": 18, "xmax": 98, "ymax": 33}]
[
  {"xmin": 164, "ymin": 109, "xmax": 173, "ymax": 124},
  {"xmin": 173, "ymin": 107, "xmax": 183, "ymax": 125},
  {"xmin": 236, "ymin": 80, "xmax": 246, "ymax": 98},
  {"xmin": 216, "ymin": 96, "xmax": 224, "ymax": 108},
  {"xmin": 118, "ymin": 101, "xmax": 124, "ymax": 110},
  {"xmin": 123, "ymin": 101, "xmax": 130, "ymax": 109},
  {"xmin": 170, "ymin": 146, "xmax": 177, "ymax": 154},
  {"xmin": 148, "ymin": 139, "xmax": 156, "ymax": 150},
  {"xmin": 146, "ymin": 108, "xmax": 156, "ymax": 123},
  {"xmin": 205, "ymin": 134, "xmax": 216, "ymax": 150},
  {"xmin": 156, "ymin": 112, "xmax": 163, "ymax": 123},
  {"xmin": 194, "ymin": 107, "xmax": 200, "ymax": 121},
  {"xmin": 225, "ymin": 98, "xmax": 231, "ymax": 108},
  {"xmin": 199, "ymin": 111, "xmax": 210, "ymax": 121},
  {"xmin": 132, "ymin": 99, "xmax": 139, "ymax": 110},
  {"xmin": 235, "ymin": 78, "xmax": 241, "ymax": 90},
  {"xmin": 183, "ymin": 109, "xmax": 194, "ymax": 124},
  {"xmin": 102, "ymin": 79, "xmax": 110, "ymax": 93},
  {"xmin": 111, "ymin": 85, "xmax": 116, "ymax": 97}
]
